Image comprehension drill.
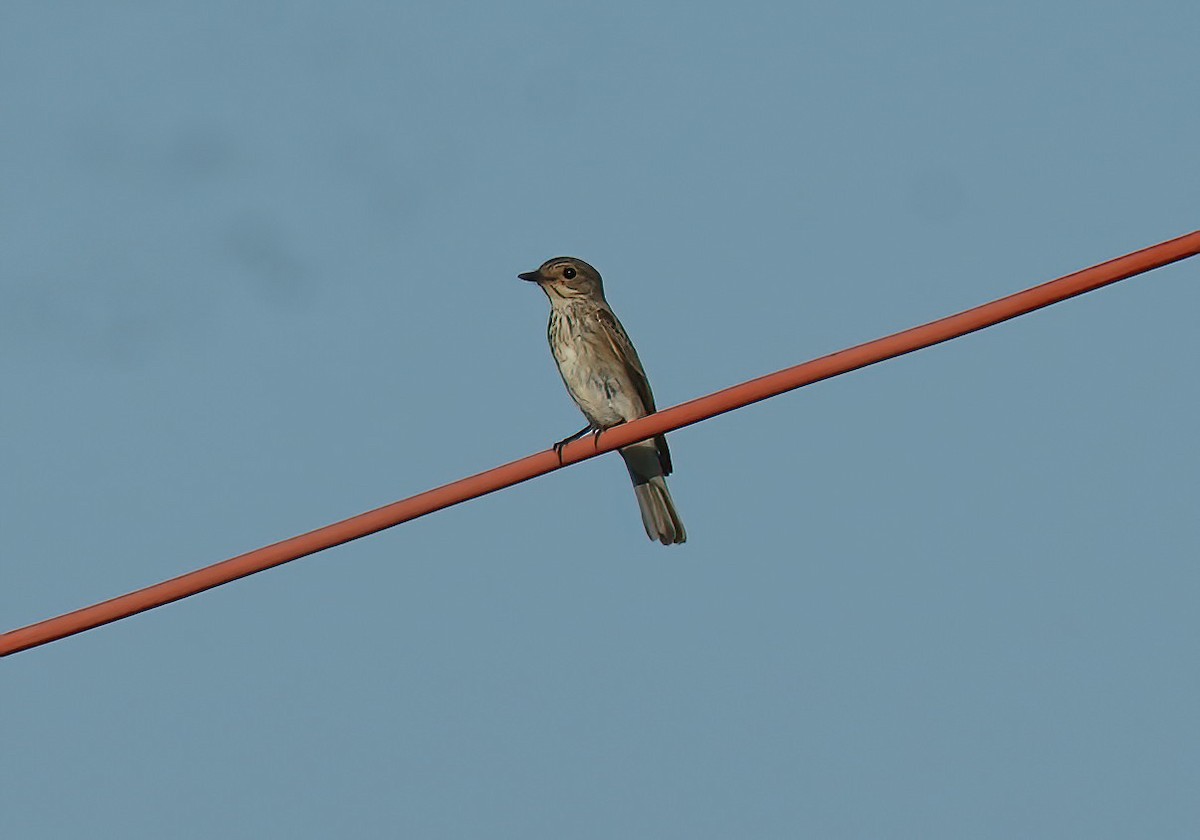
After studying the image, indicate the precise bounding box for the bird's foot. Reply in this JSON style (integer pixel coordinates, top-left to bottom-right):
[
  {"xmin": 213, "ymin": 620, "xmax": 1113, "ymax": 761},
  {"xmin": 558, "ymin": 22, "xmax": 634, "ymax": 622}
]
[{"xmin": 553, "ymin": 425, "xmax": 594, "ymax": 464}]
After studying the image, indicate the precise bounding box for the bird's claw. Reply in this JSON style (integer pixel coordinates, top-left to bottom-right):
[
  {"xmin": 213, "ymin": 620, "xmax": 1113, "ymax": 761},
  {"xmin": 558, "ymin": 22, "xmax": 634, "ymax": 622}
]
[{"xmin": 553, "ymin": 425, "xmax": 594, "ymax": 464}]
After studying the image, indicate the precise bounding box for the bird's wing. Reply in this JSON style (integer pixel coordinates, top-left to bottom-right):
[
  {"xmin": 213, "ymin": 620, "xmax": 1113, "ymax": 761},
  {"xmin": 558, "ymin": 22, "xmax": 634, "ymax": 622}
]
[
  {"xmin": 594, "ymin": 307, "xmax": 673, "ymax": 475},
  {"xmin": 594, "ymin": 307, "xmax": 655, "ymax": 413}
]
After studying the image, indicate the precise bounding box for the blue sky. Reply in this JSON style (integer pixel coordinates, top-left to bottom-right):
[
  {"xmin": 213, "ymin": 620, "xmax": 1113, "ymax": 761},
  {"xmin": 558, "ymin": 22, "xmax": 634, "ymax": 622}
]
[{"xmin": 2, "ymin": 2, "xmax": 1198, "ymax": 837}]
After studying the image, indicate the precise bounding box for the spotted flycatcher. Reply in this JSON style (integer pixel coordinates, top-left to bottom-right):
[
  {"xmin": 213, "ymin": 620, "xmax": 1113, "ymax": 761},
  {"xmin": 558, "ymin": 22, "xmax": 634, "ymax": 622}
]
[{"xmin": 520, "ymin": 257, "xmax": 686, "ymax": 545}]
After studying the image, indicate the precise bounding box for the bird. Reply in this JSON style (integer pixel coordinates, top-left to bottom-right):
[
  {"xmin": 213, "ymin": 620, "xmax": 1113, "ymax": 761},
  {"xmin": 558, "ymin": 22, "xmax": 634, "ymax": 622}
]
[{"xmin": 519, "ymin": 257, "xmax": 686, "ymax": 545}]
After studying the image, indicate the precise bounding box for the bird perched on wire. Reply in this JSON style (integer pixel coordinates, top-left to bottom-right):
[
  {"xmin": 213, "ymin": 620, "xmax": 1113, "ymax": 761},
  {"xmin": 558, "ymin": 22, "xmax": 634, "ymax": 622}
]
[{"xmin": 519, "ymin": 257, "xmax": 686, "ymax": 545}]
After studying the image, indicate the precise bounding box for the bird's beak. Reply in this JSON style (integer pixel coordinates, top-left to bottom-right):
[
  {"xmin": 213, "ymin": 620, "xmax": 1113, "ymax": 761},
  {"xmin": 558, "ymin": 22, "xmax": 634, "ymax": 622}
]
[{"xmin": 518, "ymin": 270, "xmax": 542, "ymax": 283}]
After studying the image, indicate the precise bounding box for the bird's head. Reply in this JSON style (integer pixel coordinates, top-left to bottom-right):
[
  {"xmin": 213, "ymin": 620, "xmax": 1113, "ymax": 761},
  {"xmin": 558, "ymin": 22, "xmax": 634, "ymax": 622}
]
[{"xmin": 518, "ymin": 257, "xmax": 604, "ymax": 301}]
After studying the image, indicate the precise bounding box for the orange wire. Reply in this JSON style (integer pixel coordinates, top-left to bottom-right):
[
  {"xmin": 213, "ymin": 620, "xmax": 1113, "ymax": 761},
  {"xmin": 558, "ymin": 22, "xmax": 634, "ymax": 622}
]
[{"xmin": 3, "ymin": 230, "xmax": 1198, "ymax": 657}]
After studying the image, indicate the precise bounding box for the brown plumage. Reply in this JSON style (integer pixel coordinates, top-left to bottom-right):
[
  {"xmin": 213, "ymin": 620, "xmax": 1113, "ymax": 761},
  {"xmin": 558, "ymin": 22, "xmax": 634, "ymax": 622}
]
[{"xmin": 520, "ymin": 257, "xmax": 686, "ymax": 545}]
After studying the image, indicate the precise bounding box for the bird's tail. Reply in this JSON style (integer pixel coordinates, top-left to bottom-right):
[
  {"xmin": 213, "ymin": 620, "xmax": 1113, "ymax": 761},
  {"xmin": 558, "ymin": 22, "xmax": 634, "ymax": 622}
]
[
  {"xmin": 633, "ymin": 477, "xmax": 687, "ymax": 545},
  {"xmin": 620, "ymin": 440, "xmax": 686, "ymax": 545}
]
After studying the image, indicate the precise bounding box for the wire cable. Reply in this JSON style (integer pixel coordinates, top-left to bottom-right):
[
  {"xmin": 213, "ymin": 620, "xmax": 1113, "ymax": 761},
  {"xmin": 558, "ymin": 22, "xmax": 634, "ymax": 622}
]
[{"xmin": 3, "ymin": 230, "xmax": 1198, "ymax": 657}]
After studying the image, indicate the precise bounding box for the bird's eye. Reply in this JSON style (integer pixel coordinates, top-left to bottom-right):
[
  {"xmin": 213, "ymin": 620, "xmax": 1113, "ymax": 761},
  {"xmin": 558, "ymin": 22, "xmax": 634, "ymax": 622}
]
[{"xmin": 563, "ymin": 267, "xmax": 577, "ymax": 279}]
